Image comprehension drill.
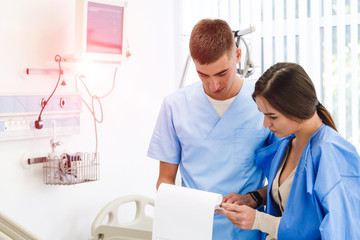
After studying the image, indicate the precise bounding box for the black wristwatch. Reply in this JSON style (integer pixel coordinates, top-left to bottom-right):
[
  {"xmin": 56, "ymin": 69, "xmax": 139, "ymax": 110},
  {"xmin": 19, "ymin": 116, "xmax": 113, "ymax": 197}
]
[{"xmin": 248, "ymin": 191, "xmax": 263, "ymax": 209}]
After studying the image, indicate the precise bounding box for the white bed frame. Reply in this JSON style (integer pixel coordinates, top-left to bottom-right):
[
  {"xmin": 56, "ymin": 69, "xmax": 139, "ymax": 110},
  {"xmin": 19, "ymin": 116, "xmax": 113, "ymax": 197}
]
[{"xmin": 89, "ymin": 195, "xmax": 154, "ymax": 240}]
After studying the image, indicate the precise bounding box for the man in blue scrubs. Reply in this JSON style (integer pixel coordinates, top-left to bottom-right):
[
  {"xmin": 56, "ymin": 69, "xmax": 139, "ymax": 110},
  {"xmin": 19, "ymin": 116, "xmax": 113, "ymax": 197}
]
[{"xmin": 147, "ymin": 19, "xmax": 273, "ymax": 239}]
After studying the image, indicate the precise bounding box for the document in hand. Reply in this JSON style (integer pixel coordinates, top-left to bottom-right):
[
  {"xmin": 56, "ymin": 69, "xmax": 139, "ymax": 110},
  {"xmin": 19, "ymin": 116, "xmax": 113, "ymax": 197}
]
[{"xmin": 152, "ymin": 183, "xmax": 223, "ymax": 240}]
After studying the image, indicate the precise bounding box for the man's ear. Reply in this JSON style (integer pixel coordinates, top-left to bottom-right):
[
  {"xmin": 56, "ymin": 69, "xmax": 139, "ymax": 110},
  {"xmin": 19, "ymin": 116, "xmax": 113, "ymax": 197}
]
[{"xmin": 235, "ymin": 48, "xmax": 242, "ymax": 63}]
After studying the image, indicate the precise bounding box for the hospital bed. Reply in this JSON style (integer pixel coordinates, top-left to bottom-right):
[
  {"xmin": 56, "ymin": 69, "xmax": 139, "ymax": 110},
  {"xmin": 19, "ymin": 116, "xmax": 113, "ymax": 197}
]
[
  {"xmin": 0, "ymin": 210, "xmax": 40, "ymax": 240},
  {"xmin": 89, "ymin": 195, "xmax": 154, "ymax": 240}
]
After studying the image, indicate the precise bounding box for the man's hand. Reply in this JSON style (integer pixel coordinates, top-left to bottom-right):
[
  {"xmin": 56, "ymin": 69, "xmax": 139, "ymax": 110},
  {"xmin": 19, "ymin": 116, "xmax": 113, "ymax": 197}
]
[
  {"xmin": 222, "ymin": 186, "xmax": 268, "ymax": 208},
  {"xmin": 221, "ymin": 192, "xmax": 257, "ymax": 208}
]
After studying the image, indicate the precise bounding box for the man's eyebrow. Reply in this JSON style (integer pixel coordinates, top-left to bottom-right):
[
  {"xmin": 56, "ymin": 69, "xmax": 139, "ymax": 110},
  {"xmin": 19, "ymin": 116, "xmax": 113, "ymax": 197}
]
[
  {"xmin": 196, "ymin": 70, "xmax": 208, "ymax": 76},
  {"xmin": 197, "ymin": 68, "xmax": 229, "ymax": 76},
  {"xmin": 214, "ymin": 68, "xmax": 229, "ymax": 76}
]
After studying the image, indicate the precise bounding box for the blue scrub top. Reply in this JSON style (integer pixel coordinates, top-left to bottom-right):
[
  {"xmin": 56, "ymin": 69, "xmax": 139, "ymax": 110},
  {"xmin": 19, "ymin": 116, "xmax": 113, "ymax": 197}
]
[
  {"xmin": 256, "ymin": 124, "xmax": 360, "ymax": 240},
  {"xmin": 148, "ymin": 80, "xmax": 273, "ymax": 240}
]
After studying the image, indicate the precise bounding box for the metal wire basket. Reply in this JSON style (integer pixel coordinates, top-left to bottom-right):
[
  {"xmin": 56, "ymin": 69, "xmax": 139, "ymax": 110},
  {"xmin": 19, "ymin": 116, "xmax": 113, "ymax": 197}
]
[{"xmin": 43, "ymin": 152, "xmax": 99, "ymax": 185}]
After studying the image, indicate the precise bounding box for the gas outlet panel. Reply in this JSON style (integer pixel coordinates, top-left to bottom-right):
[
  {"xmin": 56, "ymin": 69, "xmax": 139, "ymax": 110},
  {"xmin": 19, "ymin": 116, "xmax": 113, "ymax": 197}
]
[{"xmin": 0, "ymin": 94, "xmax": 82, "ymax": 141}]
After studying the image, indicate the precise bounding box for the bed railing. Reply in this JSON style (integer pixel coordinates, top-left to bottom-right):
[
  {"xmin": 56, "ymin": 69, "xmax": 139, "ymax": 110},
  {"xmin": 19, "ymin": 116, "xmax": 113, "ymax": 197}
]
[{"xmin": 0, "ymin": 211, "xmax": 40, "ymax": 240}]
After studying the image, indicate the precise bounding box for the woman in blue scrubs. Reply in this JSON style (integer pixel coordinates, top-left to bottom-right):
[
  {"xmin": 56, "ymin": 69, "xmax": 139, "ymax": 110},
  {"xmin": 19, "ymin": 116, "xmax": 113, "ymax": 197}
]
[{"xmin": 217, "ymin": 62, "xmax": 360, "ymax": 239}]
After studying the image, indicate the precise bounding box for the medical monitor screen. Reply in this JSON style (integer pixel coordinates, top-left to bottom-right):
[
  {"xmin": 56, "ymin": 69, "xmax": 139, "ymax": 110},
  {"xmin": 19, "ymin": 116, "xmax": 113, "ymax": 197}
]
[{"xmin": 86, "ymin": 2, "xmax": 124, "ymax": 55}]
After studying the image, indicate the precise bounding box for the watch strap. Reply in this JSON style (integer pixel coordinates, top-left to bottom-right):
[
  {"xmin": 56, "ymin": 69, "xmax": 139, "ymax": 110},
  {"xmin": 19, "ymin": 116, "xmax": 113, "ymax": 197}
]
[{"xmin": 248, "ymin": 191, "xmax": 263, "ymax": 208}]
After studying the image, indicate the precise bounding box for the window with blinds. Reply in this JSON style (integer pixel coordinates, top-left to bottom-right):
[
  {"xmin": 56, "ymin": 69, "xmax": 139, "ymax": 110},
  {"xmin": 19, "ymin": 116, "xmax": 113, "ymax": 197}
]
[{"xmin": 180, "ymin": 0, "xmax": 360, "ymax": 150}]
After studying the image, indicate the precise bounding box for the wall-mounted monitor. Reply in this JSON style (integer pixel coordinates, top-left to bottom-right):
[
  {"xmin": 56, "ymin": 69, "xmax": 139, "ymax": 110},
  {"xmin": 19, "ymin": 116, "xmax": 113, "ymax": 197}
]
[{"xmin": 69, "ymin": 0, "xmax": 127, "ymax": 63}]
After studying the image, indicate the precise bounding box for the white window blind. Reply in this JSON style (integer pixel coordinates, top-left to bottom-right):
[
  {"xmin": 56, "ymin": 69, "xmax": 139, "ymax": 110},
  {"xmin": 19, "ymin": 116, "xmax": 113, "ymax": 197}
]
[{"xmin": 180, "ymin": 0, "xmax": 360, "ymax": 151}]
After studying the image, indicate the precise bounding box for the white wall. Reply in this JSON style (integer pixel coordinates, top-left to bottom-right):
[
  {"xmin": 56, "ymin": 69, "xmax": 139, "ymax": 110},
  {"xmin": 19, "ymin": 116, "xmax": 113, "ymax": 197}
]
[{"xmin": 0, "ymin": 0, "xmax": 183, "ymax": 239}]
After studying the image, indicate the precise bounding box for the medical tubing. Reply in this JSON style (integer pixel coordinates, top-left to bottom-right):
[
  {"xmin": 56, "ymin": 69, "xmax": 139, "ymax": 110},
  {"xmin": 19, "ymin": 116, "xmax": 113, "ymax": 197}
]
[
  {"xmin": 37, "ymin": 55, "xmax": 62, "ymax": 123},
  {"xmin": 74, "ymin": 65, "xmax": 119, "ymax": 154},
  {"xmin": 75, "ymin": 74, "xmax": 104, "ymax": 124},
  {"xmin": 92, "ymin": 95, "xmax": 101, "ymax": 153},
  {"xmin": 75, "ymin": 77, "xmax": 102, "ymax": 154},
  {"xmin": 75, "ymin": 65, "xmax": 119, "ymax": 123},
  {"xmin": 99, "ymin": 66, "xmax": 118, "ymax": 99}
]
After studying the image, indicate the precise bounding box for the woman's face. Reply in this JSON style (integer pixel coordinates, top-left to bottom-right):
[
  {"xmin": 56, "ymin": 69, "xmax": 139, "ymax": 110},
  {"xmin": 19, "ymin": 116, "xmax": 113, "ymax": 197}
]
[{"xmin": 255, "ymin": 96, "xmax": 301, "ymax": 138}]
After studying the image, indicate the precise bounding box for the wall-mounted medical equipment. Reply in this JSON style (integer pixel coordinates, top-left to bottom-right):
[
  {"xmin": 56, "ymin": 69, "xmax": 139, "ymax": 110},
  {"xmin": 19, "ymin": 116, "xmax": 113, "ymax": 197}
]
[
  {"xmin": 34, "ymin": 55, "xmax": 63, "ymax": 130},
  {"xmin": 25, "ymin": 68, "xmax": 64, "ymax": 76},
  {"xmin": 64, "ymin": 0, "xmax": 128, "ymax": 63},
  {"xmin": 0, "ymin": 94, "xmax": 81, "ymax": 141},
  {"xmin": 233, "ymin": 26, "xmax": 256, "ymax": 78},
  {"xmin": 42, "ymin": 151, "xmax": 99, "ymax": 185},
  {"xmin": 26, "ymin": 135, "xmax": 100, "ymax": 185}
]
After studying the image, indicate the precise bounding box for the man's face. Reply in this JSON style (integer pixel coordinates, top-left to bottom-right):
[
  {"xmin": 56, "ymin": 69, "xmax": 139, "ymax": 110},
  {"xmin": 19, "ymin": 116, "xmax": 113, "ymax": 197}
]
[{"xmin": 194, "ymin": 48, "xmax": 241, "ymax": 100}]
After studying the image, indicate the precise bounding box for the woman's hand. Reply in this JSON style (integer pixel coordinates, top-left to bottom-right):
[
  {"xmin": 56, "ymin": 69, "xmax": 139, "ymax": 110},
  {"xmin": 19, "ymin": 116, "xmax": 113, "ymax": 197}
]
[{"xmin": 215, "ymin": 203, "xmax": 256, "ymax": 230}]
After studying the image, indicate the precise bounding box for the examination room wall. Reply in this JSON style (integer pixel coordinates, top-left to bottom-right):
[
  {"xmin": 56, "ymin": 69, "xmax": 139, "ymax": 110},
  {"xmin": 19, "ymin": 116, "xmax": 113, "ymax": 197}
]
[{"xmin": 0, "ymin": 0, "xmax": 182, "ymax": 239}]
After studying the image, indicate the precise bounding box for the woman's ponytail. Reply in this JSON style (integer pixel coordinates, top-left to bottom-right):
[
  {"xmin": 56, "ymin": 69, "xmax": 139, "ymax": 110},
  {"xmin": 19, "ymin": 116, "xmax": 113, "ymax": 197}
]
[{"xmin": 316, "ymin": 102, "xmax": 337, "ymax": 132}]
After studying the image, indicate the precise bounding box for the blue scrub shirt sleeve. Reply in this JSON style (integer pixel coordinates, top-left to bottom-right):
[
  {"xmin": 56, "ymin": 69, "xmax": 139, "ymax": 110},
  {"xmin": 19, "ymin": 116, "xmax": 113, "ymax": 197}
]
[
  {"xmin": 318, "ymin": 182, "xmax": 360, "ymax": 239},
  {"xmin": 147, "ymin": 97, "xmax": 181, "ymax": 164},
  {"xmin": 312, "ymin": 141, "xmax": 360, "ymax": 239}
]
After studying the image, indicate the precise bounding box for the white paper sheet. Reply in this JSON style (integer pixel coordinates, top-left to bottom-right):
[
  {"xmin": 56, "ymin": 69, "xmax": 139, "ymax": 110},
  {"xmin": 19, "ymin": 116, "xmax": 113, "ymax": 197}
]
[{"xmin": 152, "ymin": 183, "xmax": 223, "ymax": 240}]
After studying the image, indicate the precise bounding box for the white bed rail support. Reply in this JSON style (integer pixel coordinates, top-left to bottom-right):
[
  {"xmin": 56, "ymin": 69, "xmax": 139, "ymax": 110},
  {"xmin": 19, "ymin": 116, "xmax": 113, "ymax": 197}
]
[
  {"xmin": 0, "ymin": 211, "xmax": 40, "ymax": 240},
  {"xmin": 90, "ymin": 195, "xmax": 155, "ymax": 240}
]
